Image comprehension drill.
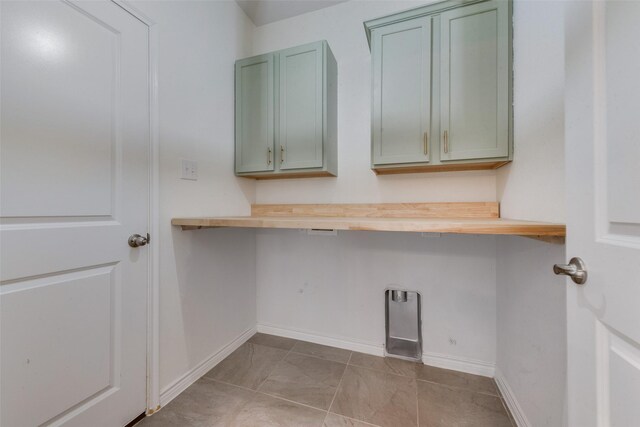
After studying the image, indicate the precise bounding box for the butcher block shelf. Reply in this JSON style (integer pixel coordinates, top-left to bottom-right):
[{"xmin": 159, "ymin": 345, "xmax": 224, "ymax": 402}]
[{"xmin": 172, "ymin": 203, "xmax": 565, "ymax": 240}]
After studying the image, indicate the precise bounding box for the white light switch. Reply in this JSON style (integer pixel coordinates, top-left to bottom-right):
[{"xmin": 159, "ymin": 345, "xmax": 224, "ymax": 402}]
[{"xmin": 180, "ymin": 159, "xmax": 198, "ymax": 181}]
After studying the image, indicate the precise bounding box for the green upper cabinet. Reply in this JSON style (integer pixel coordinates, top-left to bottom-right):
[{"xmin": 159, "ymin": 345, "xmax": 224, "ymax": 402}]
[
  {"xmin": 279, "ymin": 43, "xmax": 324, "ymax": 170},
  {"xmin": 440, "ymin": 0, "xmax": 509, "ymax": 161},
  {"xmin": 371, "ymin": 17, "xmax": 432, "ymax": 165},
  {"xmin": 365, "ymin": 0, "xmax": 513, "ymax": 174},
  {"xmin": 235, "ymin": 54, "xmax": 275, "ymax": 174},
  {"xmin": 235, "ymin": 41, "xmax": 337, "ymax": 179}
]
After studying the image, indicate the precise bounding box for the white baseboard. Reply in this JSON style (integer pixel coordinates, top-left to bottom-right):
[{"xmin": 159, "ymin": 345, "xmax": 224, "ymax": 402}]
[
  {"xmin": 257, "ymin": 323, "xmax": 494, "ymax": 378},
  {"xmin": 422, "ymin": 351, "xmax": 495, "ymax": 377},
  {"xmin": 495, "ymin": 368, "xmax": 531, "ymax": 427},
  {"xmin": 159, "ymin": 326, "xmax": 256, "ymax": 407}
]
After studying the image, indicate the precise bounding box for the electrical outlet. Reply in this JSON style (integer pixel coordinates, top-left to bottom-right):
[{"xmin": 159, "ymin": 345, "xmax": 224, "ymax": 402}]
[{"xmin": 181, "ymin": 159, "xmax": 198, "ymax": 180}]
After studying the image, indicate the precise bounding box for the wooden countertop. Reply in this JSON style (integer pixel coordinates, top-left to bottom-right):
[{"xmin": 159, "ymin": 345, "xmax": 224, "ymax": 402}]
[{"xmin": 172, "ymin": 203, "xmax": 565, "ymax": 239}]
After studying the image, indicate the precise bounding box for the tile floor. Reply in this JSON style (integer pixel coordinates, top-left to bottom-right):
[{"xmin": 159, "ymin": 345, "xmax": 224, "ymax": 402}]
[{"xmin": 138, "ymin": 333, "xmax": 515, "ymax": 426}]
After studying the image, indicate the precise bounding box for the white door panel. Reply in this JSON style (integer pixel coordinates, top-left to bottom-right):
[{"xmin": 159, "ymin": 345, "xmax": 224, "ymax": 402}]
[
  {"xmin": 1, "ymin": 223, "xmax": 123, "ymax": 281},
  {"xmin": 565, "ymin": 1, "xmax": 640, "ymax": 426},
  {"xmin": 2, "ymin": 0, "xmax": 117, "ymax": 217},
  {"xmin": 1, "ymin": 1, "xmax": 149, "ymax": 426},
  {"xmin": 2, "ymin": 266, "xmax": 116, "ymax": 427},
  {"xmin": 604, "ymin": 1, "xmax": 640, "ymax": 227}
]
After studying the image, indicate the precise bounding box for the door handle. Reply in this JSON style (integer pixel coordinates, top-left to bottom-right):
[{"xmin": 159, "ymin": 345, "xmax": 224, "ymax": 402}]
[
  {"xmin": 128, "ymin": 233, "xmax": 149, "ymax": 248},
  {"xmin": 553, "ymin": 257, "xmax": 587, "ymax": 285}
]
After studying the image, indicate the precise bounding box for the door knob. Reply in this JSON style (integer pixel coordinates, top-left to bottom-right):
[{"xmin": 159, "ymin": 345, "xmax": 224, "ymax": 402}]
[
  {"xmin": 128, "ymin": 233, "xmax": 149, "ymax": 248},
  {"xmin": 553, "ymin": 257, "xmax": 587, "ymax": 285}
]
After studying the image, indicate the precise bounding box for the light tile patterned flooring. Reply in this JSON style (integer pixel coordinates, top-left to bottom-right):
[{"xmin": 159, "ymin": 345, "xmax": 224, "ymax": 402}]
[{"xmin": 139, "ymin": 333, "xmax": 515, "ymax": 426}]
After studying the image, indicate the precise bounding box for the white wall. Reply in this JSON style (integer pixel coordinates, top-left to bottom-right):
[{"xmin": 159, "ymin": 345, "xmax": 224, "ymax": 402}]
[
  {"xmin": 495, "ymin": 2, "xmax": 567, "ymax": 426},
  {"xmin": 126, "ymin": 0, "xmax": 567, "ymax": 423},
  {"xmin": 248, "ymin": 1, "xmax": 567, "ymax": 425},
  {"xmin": 130, "ymin": 0, "xmax": 258, "ymax": 396},
  {"xmin": 496, "ymin": 237, "xmax": 566, "ymax": 427},
  {"xmin": 497, "ymin": 1, "xmax": 566, "ymax": 223},
  {"xmin": 251, "ymin": 0, "xmax": 497, "ymax": 204},
  {"xmin": 257, "ymin": 230, "xmax": 497, "ymax": 370},
  {"xmin": 249, "ymin": 0, "xmax": 499, "ymax": 373}
]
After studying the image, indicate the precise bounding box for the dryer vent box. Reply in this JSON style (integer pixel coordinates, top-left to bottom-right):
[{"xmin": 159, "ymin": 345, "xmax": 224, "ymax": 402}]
[{"xmin": 385, "ymin": 289, "xmax": 422, "ymax": 361}]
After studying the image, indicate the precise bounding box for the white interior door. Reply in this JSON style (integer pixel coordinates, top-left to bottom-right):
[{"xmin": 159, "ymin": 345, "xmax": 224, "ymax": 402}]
[
  {"xmin": 564, "ymin": 1, "xmax": 640, "ymax": 426},
  {"xmin": 1, "ymin": 1, "xmax": 150, "ymax": 426}
]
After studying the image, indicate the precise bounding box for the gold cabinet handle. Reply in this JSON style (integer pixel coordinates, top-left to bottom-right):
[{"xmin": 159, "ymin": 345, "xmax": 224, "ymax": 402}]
[
  {"xmin": 267, "ymin": 147, "xmax": 272, "ymax": 165},
  {"xmin": 443, "ymin": 130, "xmax": 449, "ymax": 154},
  {"xmin": 280, "ymin": 145, "xmax": 285, "ymax": 163},
  {"xmin": 423, "ymin": 132, "xmax": 429, "ymax": 155}
]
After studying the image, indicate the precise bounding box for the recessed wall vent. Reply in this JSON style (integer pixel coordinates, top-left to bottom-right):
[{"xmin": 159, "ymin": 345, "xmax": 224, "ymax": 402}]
[{"xmin": 385, "ymin": 288, "xmax": 422, "ymax": 361}]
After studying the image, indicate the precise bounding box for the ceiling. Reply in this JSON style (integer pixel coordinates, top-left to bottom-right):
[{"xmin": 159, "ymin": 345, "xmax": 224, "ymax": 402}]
[{"xmin": 236, "ymin": 0, "xmax": 349, "ymax": 26}]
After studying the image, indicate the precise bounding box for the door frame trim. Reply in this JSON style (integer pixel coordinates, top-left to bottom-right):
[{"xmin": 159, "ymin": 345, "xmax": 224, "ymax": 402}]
[{"xmin": 112, "ymin": 0, "xmax": 161, "ymax": 414}]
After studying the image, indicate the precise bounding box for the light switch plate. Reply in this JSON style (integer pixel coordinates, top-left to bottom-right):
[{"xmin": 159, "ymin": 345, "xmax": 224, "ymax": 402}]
[{"xmin": 181, "ymin": 159, "xmax": 198, "ymax": 180}]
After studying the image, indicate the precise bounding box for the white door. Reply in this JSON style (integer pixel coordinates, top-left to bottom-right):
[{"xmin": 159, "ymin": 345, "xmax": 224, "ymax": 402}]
[
  {"xmin": 564, "ymin": 1, "xmax": 640, "ymax": 426},
  {"xmin": 1, "ymin": 1, "xmax": 150, "ymax": 426}
]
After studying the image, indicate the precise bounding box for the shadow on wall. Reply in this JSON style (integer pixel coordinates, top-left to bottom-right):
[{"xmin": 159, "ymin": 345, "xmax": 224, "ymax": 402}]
[
  {"xmin": 256, "ymin": 229, "xmax": 498, "ymax": 367},
  {"xmin": 496, "ymin": 0, "xmax": 565, "ymax": 223},
  {"xmin": 496, "ymin": 235, "xmax": 567, "ymax": 427},
  {"xmin": 163, "ymin": 226, "xmax": 256, "ymax": 389},
  {"xmin": 254, "ymin": 169, "xmax": 498, "ymax": 204}
]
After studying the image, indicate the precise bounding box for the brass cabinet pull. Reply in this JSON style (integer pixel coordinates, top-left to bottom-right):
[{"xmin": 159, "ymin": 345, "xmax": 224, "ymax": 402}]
[
  {"xmin": 444, "ymin": 130, "xmax": 449, "ymax": 154},
  {"xmin": 267, "ymin": 147, "xmax": 272, "ymax": 165},
  {"xmin": 423, "ymin": 132, "xmax": 428, "ymax": 155},
  {"xmin": 280, "ymin": 145, "xmax": 285, "ymax": 163}
]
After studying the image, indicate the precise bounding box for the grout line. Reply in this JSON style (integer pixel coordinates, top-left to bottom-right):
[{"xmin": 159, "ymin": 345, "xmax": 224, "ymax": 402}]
[
  {"xmin": 198, "ymin": 340, "xmax": 505, "ymax": 427},
  {"xmin": 414, "ymin": 378, "xmax": 501, "ymax": 398},
  {"xmin": 214, "ymin": 339, "xmax": 354, "ymax": 416},
  {"xmin": 250, "ymin": 338, "xmax": 498, "ymax": 424},
  {"xmin": 288, "ymin": 349, "xmax": 351, "ymax": 365},
  {"xmin": 255, "ymin": 336, "xmax": 353, "ymax": 365},
  {"xmin": 254, "ymin": 342, "xmax": 297, "ymax": 392},
  {"xmin": 329, "ymin": 413, "xmax": 381, "ymax": 427},
  {"xmin": 209, "ymin": 378, "xmax": 328, "ymax": 414},
  {"xmin": 323, "ymin": 351, "xmax": 352, "ymax": 425},
  {"xmin": 208, "ymin": 378, "xmax": 260, "ymax": 394},
  {"xmin": 346, "ymin": 360, "xmax": 417, "ymax": 380},
  {"xmin": 256, "ymin": 390, "xmax": 328, "ymax": 413},
  {"xmin": 416, "ymin": 372, "xmax": 420, "ymax": 427},
  {"xmin": 241, "ymin": 339, "xmax": 500, "ymax": 418},
  {"xmin": 346, "ymin": 353, "xmax": 425, "ymax": 381},
  {"xmin": 493, "ymin": 378, "xmax": 504, "ymax": 399},
  {"xmin": 248, "ymin": 334, "xmax": 299, "ymax": 353},
  {"xmin": 499, "ymin": 396, "xmax": 517, "ymax": 427}
]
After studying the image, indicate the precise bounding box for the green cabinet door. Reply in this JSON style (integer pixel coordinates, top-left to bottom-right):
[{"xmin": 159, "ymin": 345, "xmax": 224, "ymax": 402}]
[
  {"xmin": 440, "ymin": 0, "xmax": 509, "ymax": 161},
  {"xmin": 278, "ymin": 42, "xmax": 324, "ymax": 170},
  {"xmin": 235, "ymin": 54, "xmax": 275, "ymax": 173},
  {"xmin": 372, "ymin": 17, "xmax": 432, "ymax": 166}
]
